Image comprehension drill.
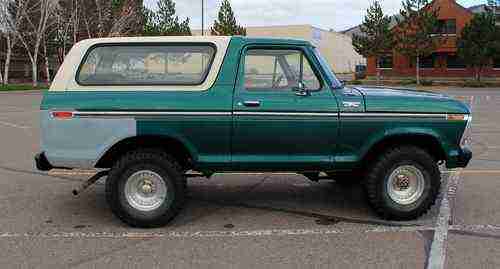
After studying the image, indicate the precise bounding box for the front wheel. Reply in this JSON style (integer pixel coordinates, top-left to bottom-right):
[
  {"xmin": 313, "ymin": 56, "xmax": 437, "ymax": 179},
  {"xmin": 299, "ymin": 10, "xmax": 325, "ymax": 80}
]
[
  {"xmin": 105, "ymin": 149, "xmax": 186, "ymax": 228},
  {"xmin": 364, "ymin": 146, "xmax": 441, "ymax": 220}
]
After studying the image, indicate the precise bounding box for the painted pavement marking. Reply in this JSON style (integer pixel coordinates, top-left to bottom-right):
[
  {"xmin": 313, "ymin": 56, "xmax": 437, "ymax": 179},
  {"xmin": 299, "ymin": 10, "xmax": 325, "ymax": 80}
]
[
  {"xmin": 0, "ymin": 120, "xmax": 31, "ymax": 130},
  {"xmin": 0, "ymin": 224, "xmax": 499, "ymax": 240},
  {"xmin": 0, "ymin": 226, "xmax": 435, "ymax": 239},
  {"xmin": 426, "ymin": 170, "xmax": 461, "ymax": 269}
]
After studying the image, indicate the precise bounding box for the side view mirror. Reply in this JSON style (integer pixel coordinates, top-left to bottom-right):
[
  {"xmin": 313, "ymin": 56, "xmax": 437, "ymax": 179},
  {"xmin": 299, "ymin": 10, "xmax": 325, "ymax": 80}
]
[{"xmin": 293, "ymin": 81, "xmax": 310, "ymax": 96}]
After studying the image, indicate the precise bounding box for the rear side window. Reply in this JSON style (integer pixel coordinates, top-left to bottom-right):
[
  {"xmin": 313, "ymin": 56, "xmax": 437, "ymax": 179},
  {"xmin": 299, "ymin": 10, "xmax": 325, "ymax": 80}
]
[{"xmin": 77, "ymin": 44, "xmax": 216, "ymax": 86}]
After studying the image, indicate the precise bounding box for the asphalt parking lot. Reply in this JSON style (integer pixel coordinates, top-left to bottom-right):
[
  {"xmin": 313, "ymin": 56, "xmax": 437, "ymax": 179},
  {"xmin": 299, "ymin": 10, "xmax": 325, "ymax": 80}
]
[{"xmin": 0, "ymin": 88, "xmax": 499, "ymax": 268}]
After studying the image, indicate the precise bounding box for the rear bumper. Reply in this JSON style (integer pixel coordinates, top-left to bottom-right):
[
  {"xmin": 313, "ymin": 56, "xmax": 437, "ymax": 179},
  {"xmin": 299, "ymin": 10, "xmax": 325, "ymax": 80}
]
[{"xmin": 35, "ymin": 152, "xmax": 53, "ymax": 171}]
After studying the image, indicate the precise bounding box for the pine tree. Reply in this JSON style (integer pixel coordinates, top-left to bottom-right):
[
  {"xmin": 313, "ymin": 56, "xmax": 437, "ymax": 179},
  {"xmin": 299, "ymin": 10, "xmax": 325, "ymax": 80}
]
[
  {"xmin": 145, "ymin": 0, "xmax": 191, "ymax": 36},
  {"xmin": 352, "ymin": 1, "xmax": 394, "ymax": 83},
  {"xmin": 458, "ymin": 12, "xmax": 500, "ymax": 82},
  {"xmin": 211, "ymin": 0, "xmax": 246, "ymax": 36},
  {"xmin": 394, "ymin": 0, "xmax": 443, "ymax": 85}
]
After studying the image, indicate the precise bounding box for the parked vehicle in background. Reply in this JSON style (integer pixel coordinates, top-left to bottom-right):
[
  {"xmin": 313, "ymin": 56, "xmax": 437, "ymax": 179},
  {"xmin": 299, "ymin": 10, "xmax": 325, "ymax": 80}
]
[{"xmin": 36, "ymin": 36, "xmax": 472, "ymax": 228}]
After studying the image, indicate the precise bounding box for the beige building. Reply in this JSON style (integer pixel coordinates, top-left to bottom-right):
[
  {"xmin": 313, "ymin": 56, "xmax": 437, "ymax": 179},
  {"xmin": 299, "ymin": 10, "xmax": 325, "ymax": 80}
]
[{"xmin": 194, "ymin": 25, "xmax": 365, "ymax": 74}]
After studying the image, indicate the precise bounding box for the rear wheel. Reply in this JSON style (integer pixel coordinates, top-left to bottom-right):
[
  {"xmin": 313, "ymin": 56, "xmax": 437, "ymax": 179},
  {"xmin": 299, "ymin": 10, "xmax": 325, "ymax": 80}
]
[
  {"xmin": 105, "ymin": 149, "xmax": 186, "ymax": 228},
  {"xmin": 364, "ymin": 146, "xmax": 441, "ymax": 220}
]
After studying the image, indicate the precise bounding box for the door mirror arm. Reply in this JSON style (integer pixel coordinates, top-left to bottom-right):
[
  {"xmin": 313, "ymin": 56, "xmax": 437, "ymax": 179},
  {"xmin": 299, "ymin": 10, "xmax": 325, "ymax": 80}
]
[{"xmin": 292, "ymin": 81, "xmax": 310, "ymax": 96}]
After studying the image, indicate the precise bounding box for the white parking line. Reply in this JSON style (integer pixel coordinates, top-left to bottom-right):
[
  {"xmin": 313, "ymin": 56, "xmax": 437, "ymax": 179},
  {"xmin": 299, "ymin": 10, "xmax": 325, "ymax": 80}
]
[
  {"xmin": 0, "ymin": 223, "xmax": 499, "ymax": 240},
  {"xmin": 426, "ymin": 170, "xmax": 461, "ymax": 269},
  {"xmin": 0, "ymin": 226, "xmax": 435, "ymax": 239},
  {"xmin": 0, "ymin": 120, "xmax": 30, "ymax": 130}
]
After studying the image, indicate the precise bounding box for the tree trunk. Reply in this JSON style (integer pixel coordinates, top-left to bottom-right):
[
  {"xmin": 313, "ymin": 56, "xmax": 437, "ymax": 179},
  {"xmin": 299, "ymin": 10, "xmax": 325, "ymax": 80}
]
[
  {"xmin": 416, "ymin": 56, "xmax": 420, "ymax": 86},
  {"xmin": 31, "ymin": 50, "xmax": 39, "ymax": 88},
  {"xmin": 44, "ymin": 41, "xmax": 51, "ymax": 84},
  {"xmin": 3, "ymin": 34, "xmax": 12, "ymax": 85},
  {"xmin": 32, "ymin": 61, "xmax": 38, "ymax": 88},
  {"xmin": 476, "ymin": 66, "xmax": 482, "ymax": 82}
]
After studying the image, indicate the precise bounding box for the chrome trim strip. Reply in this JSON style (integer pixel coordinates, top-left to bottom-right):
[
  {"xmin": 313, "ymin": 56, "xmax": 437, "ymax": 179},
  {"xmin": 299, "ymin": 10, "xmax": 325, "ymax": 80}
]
[
  {"xmin": 74, "ymin": 111, "xmax": 231, "ymax": 117},
  {"xmin": 340, "ymin": 113, "xmax": 447, "ymax": 118},
  {"xmin": 73, "ymin": 111, "xmax": 453, "ymax": 119},
  {"xmin": 234, "ymin": 112, "xmax": 339, "ymax": 117}
]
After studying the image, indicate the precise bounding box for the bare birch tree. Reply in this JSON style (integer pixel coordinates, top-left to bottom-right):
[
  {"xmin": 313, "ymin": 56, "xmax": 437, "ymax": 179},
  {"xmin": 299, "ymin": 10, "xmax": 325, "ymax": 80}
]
[
  {"xmin": 0, "ymin": 0, "xmax": 23, "ymax": 85},
  {"xmin": 10, "ymin": 0, "xmax": 56, "ymax": 87}
]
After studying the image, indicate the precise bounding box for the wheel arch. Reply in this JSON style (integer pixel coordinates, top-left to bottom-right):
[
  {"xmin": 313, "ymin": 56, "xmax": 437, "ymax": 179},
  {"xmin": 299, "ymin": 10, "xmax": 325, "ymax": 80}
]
[
  {"xmin": 360, "ymin": 132, "xmax": 447, "ymax": 170},
  {"xmin": 95, "ymin": 135, "xmax": 197, "ymax": 170}
]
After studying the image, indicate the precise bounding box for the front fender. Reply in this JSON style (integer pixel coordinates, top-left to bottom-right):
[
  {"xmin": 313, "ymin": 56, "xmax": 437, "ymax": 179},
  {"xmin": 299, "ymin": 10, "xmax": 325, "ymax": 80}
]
[{"xmin": 360, "ymin": 127, "xmax": 447, "ymax": 158}]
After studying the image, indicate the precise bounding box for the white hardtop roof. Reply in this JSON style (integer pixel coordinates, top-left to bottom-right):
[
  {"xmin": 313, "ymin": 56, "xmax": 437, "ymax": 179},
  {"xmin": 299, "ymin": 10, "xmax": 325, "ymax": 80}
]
[
  {"xmin": 50, "ymin": 36, "xmax": 232, "ymax": 92},
  {"xmin": 77, "ymin": 36, "xmax": 232, "ymax": 46}
]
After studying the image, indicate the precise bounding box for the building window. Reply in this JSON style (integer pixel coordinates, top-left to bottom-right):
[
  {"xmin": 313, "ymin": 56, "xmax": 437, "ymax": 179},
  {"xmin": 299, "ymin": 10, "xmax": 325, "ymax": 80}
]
[
  {"xmin": 377, "ymin": 55, "xmax": 393, "ymax": 69},
  {"xmin": 419, "ymin": 54, "xmax": 436, "ymax": 69},
  {"xmin": 447, "ymin": 54, "xmax": 467, "ymax": 69},
  {"xmin": 434, "ymin": 19, "xmax": 457, "ymax": 35},
  {"xmin": 494, "ymin": 57, "xmax": 500, "ymax": 69}
]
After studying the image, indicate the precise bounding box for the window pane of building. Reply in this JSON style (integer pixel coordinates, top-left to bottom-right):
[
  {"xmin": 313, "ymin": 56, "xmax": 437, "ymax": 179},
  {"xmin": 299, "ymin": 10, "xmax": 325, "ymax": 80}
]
[
  {"xmin": 447, "ymin": 54, "xmax": 466, "ymax": 69},
  {"xmin": 77, "ymin": 44, "xmax": 215, "ymax": 85},
  {"xmin": 434, "ymin": 19, "xmax": 456, "ymax": 34},
  {"xmin": 419, "ymin": 54, "xmax": 436, "ymax": 69},
  {"xmin": 494, "ymin": 57, "xmax": 500, "ymax": 69},
  {"xmin": 378, "ymin": 56, "xmax": 393, "ymax": 69},
  {"xmin": 446, "ymin": 19, "xmax": 457, "ymax": 34}
]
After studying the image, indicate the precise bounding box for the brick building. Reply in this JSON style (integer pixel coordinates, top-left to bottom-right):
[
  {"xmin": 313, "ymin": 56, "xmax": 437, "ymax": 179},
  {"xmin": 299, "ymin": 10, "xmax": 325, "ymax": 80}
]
[{"xmin": 364, "ymin": 0, "xmax": 500, "ymax": 80}]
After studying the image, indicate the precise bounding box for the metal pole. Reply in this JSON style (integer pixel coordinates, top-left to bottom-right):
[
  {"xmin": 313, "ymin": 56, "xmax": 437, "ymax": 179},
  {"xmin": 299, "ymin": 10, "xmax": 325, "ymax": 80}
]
[{"xmin": 202, "ymin": 0, "xmax": 205, "ymax": 36}]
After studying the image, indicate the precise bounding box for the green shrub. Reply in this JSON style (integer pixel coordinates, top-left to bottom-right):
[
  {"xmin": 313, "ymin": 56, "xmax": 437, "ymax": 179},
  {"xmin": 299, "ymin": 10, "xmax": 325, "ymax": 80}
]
[
  {"xmin": 400, "ymin": 79, "xmax": 417, "ymax": 85},
  {"xmin": 463, "ymin": 80, "xmax": 487, "ymax": 88},
  {"xmin": 420, "ymin": 79, "xmax": 433, "ymax": 86}
]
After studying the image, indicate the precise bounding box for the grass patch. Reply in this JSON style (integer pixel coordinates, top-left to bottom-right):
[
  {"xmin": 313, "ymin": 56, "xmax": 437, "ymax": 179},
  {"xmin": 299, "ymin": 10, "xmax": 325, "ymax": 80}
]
[
  {"xmin": 0, "ymin": 84, "xmax": 48, "ymax": 91},
  {"xmin": 400, "ymin": 79, "xmax": 417, "ymax": 86},
  {"xmin": 346, "ymin": 80, "xmax": 363, "ymax": 85},
  {"xmin": 462, "ymin": 80, "xmax": 489, "ymax": 88}
]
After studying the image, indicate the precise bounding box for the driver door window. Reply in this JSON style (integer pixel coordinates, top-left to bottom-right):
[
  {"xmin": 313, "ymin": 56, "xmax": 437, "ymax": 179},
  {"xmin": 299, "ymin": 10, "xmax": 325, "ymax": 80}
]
[{"xmin": 244, "ymin": 49, "xmax": 320, "ymax": 91}]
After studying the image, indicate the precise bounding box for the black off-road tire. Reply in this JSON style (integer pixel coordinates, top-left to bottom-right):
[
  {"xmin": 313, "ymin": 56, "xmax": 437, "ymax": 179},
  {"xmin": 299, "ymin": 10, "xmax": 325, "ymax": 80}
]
[
  {"xmin": 105, "ymin": 149, "xmax": 186, "ymax": 228},
  {"xmin": 364, "ymin": 146, "xmax": 441, "ymax": 221}
]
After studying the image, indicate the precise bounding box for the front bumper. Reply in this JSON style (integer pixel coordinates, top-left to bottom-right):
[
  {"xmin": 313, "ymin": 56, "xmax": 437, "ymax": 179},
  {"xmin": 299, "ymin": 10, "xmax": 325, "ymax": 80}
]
[
  {"xmin": 455, "ymin": 147, "xmax": 472, "ymax": 168},
  {"xmin": 35, "ymin": 152, "xmax": 53, "ymax": 171}
]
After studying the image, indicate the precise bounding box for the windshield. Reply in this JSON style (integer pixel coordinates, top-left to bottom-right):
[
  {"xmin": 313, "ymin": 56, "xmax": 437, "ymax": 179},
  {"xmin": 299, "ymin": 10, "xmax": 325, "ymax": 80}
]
[{"xmin": 313, "ymin": 48, "xmax": 343, "ymax": 89}]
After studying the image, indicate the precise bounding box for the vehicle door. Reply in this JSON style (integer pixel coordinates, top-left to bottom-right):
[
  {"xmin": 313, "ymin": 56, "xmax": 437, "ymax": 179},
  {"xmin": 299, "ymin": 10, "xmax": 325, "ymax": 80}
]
[{"xmin": 231, "ymin": 45, "xmax": 340, "ymax": 171}]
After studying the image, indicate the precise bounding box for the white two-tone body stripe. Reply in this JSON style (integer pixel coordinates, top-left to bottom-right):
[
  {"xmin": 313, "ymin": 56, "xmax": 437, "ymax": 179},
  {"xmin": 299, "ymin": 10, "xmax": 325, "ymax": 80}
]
[{"xmin": 72, "ymin": 111, "xmax": 452, "ymax": 119}]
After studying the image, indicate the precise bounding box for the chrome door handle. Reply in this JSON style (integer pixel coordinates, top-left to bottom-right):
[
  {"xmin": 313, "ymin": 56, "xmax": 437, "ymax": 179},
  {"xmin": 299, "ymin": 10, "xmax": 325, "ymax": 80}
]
[
  {"xmin": 243, "ymin": 101, "xmax": 261, "ymax": 107},
  {"xmin": 342, "ymin": 101, "xmax": 361, "ymax": 108}
]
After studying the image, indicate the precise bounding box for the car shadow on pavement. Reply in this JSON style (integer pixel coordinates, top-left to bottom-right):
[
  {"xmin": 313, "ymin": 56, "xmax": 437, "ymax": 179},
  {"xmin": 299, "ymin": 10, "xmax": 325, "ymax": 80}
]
[
  {"xmin": 44, "ymin": 173, "xmax": 439, "ymax": 230},
  {"xmin": 180, "ymin": 174, "xmax": 437, "ymax": 228}
]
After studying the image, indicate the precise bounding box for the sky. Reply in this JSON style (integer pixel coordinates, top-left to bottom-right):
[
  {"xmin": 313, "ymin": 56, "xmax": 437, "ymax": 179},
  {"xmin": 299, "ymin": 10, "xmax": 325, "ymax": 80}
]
[{"xmin": 144, "ymin": 0, "xmax": 490, "ymax": 32}]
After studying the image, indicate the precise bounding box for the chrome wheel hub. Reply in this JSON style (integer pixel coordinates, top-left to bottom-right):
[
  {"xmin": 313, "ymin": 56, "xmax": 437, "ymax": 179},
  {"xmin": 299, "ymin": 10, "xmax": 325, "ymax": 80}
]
[
  {"xmin": 387, "ymin": 165, "xmax": 425, "ymax": 205},
  {"xmin": 125, "ymin": 170, "xmax": 167, "ymax": 211}
]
